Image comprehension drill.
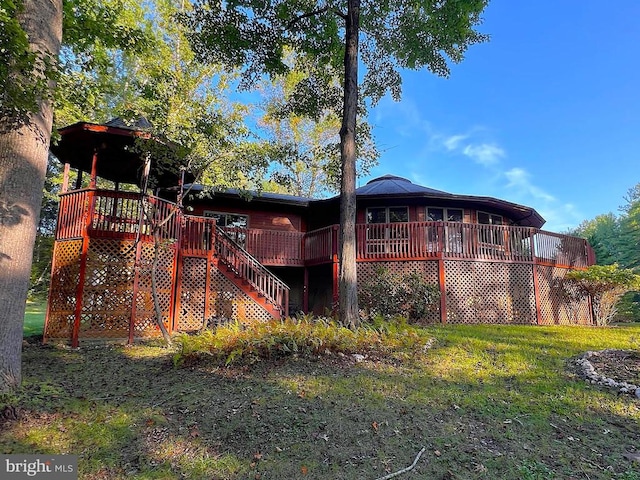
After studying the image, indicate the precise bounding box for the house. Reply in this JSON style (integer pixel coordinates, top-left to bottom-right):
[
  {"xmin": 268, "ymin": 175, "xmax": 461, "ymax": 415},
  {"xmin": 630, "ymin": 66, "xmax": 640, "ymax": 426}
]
[{"xmin": 45, "ymin": 120, "xmax": 596, "ymax": 346}]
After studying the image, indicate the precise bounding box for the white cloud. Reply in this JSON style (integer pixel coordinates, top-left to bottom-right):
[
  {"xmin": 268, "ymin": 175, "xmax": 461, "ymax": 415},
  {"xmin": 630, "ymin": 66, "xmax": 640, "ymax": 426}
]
[
  {"xmin": 504, "ymin": 168, "xmax": 555, "ymax": 203},
  {"xmin": 462, "ymin": 144, "xmax": 505, "ymax": 166},
  {"xmin": 442, "ymin": 134, "xmax": 468, "ymax": 151}
]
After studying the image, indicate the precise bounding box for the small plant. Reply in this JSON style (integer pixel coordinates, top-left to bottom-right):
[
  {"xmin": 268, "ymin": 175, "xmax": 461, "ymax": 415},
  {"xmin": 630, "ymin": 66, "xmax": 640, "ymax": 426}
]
[
  {"xmin": 564, "ymin": 264, "xmax": 640, "ymax": 325},
  {"xmin": 173, "ymin": 316, "xmax": 432, "ymax": 366},
  {"xmin": 359, "ymin": 267, "xmax": 440, "ymax": 322}
]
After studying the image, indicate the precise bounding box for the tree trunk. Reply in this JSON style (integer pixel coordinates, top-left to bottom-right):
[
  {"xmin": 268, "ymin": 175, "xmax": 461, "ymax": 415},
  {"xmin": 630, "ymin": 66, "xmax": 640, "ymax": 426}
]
[
  {"xmin": 0, "ymin": 0, "xmax": 62, "ymax": 392},
  {"xmin": 338, "ymin": 0, "xmax": 360, "ymax": 329}
]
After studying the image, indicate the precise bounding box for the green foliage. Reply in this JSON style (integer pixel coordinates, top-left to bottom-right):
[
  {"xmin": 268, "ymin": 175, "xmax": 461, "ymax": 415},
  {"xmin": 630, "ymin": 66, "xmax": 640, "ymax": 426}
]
[
  {"xmin": 572, "ymin": 182, "xmax": 640, "ymax": 320},
  {"xmin": 173, "ymin": 316, "xmax": 432, "ymax": 366},
  {"xmin": 185, "ymin": 0, "xmax": 489, "ymax": 106},
  {"xmin": 0, "ymin": 0, "xmax": 57, "ymax": 130},
  {"xmin": 359, "ymin": 266, "xmax": 440, "ymax": 322},
  {"xmin": 565, "ymin": 264, "xmax": 640, "ymax": 325},
  {"xmin": 258, "ymin": 62, "xmax": 379, "ymax": 197}
]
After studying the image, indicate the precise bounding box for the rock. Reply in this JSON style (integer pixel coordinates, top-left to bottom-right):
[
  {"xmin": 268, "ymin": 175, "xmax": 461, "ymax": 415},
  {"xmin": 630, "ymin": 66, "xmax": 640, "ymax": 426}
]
[
  {"xmin": 636, "ymin": 388, "xmax": 640, "ymax": 399},
  {"xmin": 352, "ymin": 354, "xmax": 365, "ymax": 363}
]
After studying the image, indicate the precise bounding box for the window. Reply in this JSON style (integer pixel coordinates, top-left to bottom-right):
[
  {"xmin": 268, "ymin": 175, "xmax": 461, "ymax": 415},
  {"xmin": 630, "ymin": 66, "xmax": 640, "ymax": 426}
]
[
  {"xmin": 477, "ymin": 211, "xmax": 504, "ymax": 246},
  {"xmin": 365, "ymin": 207, "xmax": 409, "ymax": 254},
  {"xmin": 204, "ymin": 211, "xmax": 248, "ymax": 246},
  {"xmin": 366, "ymin": 207, "xmax": 408, "ymax": 224},
  {"xmin": 426, "ymin": 208, "xmax": 463, "ymax": 223},
  {"xmin": 426, "ymin": 208, "xmax": 463, "ymax": 252}
]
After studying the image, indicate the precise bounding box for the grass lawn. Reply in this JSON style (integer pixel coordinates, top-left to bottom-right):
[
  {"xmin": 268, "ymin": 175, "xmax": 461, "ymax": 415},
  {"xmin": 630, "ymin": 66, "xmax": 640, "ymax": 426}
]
[
  {"xmin": 23, "ymin": 300, "xmax": 46, "ymax": 337},
  {"xmin": 1, "ymin": 324, "xmax": 639, "ymax": 479}
]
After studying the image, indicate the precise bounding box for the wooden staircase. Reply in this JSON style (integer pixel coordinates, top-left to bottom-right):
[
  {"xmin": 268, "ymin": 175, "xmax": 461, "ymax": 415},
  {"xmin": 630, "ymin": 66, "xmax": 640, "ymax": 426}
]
[{"xmin": 213, "ymin": 225, "xmax": 290, "ymax": 319}]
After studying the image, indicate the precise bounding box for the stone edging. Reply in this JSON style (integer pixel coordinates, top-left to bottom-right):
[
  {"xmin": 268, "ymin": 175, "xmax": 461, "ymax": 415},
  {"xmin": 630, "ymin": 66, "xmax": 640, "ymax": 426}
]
[{"xmin": 574, "ymin": 349, "xmax": 640, "ymax": 399}]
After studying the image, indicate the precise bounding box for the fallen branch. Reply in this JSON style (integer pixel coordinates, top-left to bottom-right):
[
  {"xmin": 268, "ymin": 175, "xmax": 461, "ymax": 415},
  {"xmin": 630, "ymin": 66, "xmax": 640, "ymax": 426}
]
[{"xmin": 374, "ymin": 446, "xmax": 426, "ymax": 480}]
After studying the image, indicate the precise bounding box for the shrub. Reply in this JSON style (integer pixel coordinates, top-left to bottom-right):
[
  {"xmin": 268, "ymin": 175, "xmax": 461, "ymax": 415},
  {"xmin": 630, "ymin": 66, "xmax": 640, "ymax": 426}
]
[
  {"xmin": 359, "ymin": 267, "xmax": 440, "ymax": 322},
  {"xmin": 564, "ymin": 264, "xmax": 640, "ymax": 325},
  {"xmin": 173, "ymin": 316, "xmax": 432, "ymax": 366}
]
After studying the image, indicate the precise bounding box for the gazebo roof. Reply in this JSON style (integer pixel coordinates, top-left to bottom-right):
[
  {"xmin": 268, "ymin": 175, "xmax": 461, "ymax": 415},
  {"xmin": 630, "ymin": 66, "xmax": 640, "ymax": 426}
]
[{"xmin": 50, "ymin": 118, "xmax": 189, "ymax": 188}]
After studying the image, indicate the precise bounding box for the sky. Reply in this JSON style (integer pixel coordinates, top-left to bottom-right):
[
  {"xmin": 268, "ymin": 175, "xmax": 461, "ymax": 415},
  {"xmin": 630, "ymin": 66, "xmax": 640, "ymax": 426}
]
[{"xmin": 364, "ymin": 0, "xmax": 640, "ymax": 232}]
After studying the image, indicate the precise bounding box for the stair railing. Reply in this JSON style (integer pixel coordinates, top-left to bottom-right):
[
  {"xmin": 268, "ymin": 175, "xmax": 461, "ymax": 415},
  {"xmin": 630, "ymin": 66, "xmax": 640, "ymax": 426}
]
[{"xmin": 214, "ymin": 225, "xmax": 290, "ymax": 317}]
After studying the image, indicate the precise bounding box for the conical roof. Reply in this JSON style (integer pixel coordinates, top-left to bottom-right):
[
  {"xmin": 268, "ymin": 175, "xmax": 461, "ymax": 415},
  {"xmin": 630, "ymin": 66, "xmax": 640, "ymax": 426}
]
[{"xmin": 355, "ymin": 175, "xmax": 451, "ymax": 196}]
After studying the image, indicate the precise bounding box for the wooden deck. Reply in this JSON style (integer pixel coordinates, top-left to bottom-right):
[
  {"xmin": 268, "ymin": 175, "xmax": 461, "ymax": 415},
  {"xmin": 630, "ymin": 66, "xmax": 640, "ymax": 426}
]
[{"xmin": 56, "ymin": 189, "xmax": 594, "ymax": 269}]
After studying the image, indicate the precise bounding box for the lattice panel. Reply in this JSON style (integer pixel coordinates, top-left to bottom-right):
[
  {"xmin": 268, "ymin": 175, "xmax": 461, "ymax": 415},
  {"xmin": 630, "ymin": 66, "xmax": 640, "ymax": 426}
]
[
  {"xmin": 357, "ymin": 261, "xmax": 441, "ymax": 323},
  {"xmin": 46, "ymin": 239, "xmax": 83, "ymax": 339},
  {"xmin": 209, "ymin": 266, "xmax": 274, "ymax": 324},
  {"xmin": 80, "ymin": 239, "xmax": 136, "ymax": 338},
  {"xmin": 176, "ymin": 257, "xmax": 208, "ymax": 332},
  {"xmin": 536, "ymin": 265, "xmax": 591, "ymax": 325},
  {"xmin": 133, "ymin": 242, "xmax": 177, "ymax": 337},
  {"xmin": 445, "ymin": 261, "xmax": 536, "ymax": 324}
]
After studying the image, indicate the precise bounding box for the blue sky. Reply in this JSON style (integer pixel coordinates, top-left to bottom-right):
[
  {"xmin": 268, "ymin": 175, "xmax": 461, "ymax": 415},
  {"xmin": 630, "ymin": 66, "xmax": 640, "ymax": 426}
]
[{"xmin": 365, "ymin": 1, "xmax": 640, "ymax": 232}]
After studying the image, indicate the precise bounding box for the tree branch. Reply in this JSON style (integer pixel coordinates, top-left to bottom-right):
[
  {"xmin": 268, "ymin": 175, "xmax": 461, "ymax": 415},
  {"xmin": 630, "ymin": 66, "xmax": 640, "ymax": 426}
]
[
  {"xmin": 373, "ymin": 447, "xmax": 426, "ymax": 480},
  {"xmin": 286, "ymin": 6, "xmax": 330, "ymax": 29}
]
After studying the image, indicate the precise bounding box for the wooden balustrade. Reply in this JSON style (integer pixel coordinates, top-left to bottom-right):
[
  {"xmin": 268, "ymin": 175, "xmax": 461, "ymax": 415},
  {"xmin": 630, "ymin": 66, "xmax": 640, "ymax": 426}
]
[
  {"xmin": 182, "ymin": 215, "xmax": 216, "ymax": 255},
  {"xmin": 56, "ymin": 191, "xmax": 592, "ymax": 269},
  {"xmin": 223, "ymin": 227, "xmax": 305, "ymax": 266},
  {"xmin": 57, "ymin": 189, "xmax": 181, "ymax": 241},
  {"xmin": 533, "ymin": 230, "xmax": 590, "ymax": 268},
  {"xmin": 57, "ymin": 189, "xmax": 90, "ymax": 239},
  {"xmin": 304, "ymin": 226, "xmax": 336, "ymax": 265},
  {"xmin": 214, "ymin": 226, "xmax": 289, "ymax": 316}
]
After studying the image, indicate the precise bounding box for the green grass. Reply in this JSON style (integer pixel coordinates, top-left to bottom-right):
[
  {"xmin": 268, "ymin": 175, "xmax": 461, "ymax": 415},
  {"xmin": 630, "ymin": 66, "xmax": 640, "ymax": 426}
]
[
  {"xmin": 23, "ymin": 300, "xmax": 46, "ymax": 337},
  {"xmin": 2, "ymin": 323, "xmax": 639, "ymax": 479}
]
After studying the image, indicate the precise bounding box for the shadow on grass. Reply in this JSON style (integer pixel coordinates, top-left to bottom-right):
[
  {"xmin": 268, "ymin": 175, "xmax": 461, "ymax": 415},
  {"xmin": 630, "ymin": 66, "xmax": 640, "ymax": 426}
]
[{"xmin": 1, "ymin": 326, "xmax": 639, "ymax": 479}]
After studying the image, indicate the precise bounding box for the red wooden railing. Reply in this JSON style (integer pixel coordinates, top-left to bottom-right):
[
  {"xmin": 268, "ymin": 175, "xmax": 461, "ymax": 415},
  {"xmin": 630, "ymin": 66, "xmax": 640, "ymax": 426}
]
[
  {"xmin": 57, "ymin": 189, "xmax": 90, "ymax": 239},
  {"xmin": 57, "ymin": 189, "xmax": 181, "ymax": 241},
  {"xmin": 303, "ymin": 225, "xmax": 337, "ymax": 265},
  {"xmin": 181, "ymin": 215, "xmax": 216, "ymax": 256},
  {"xmin": 345, "ymin": 221, "xmax": 589, "ymax": 266},
  {"xmin": 533, "ymin": 230, "xmax": 591, "ymax": 268},
  {"xmin": 214, "ymin": 226, "xmax": 290, "ymax": 316},
  {"xmin": 223, "ymin": 227, "xmax": 305, "ymax": 266}
]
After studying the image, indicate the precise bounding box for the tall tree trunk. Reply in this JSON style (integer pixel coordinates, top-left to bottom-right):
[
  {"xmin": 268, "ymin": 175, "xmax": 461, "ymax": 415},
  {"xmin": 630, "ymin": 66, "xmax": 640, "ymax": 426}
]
[
  {"xmin": 0, "ymin": 0, "xmax": 63, "ymax": 392},
  {"xmin": 338, "ymin": 0, "xmax": 360, "ymax": 328}
]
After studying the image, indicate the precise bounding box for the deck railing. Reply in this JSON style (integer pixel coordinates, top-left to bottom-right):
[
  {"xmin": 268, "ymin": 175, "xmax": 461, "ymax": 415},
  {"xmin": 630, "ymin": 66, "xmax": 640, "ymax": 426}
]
[
  {"xmin": 223, "ymin": 227, "xmax": 305, "ymax": 266},
  {"xmin": 56, "ymin": 192, "xmax": 592, "ymax": 268},
  {"xmin": 57, "ymin": 189, "xmax": 181, "ymax": 241},
  {"xmin": 314, "ymin": 221, "xmax": 590, "ymax": 267},
  {"xmin": 214, "ymin": 226, "xmax": 290, "ymax": 316}
]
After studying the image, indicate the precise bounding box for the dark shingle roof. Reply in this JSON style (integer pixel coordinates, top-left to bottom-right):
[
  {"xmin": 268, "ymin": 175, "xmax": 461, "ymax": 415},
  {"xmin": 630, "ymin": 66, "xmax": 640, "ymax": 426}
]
[{"xmin": 355, "ymin": 174, "xmax": 451, "ymax": 196}]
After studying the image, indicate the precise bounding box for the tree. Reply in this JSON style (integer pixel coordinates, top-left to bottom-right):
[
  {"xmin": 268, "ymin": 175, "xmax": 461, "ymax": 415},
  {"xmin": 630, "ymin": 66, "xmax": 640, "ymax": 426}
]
[
  {"xmin": 257, "ymin": 66, "xmax": 378, "ymax": 197},
  {"xmin": 0, "ymin": 0, "xmax": 63, "ymax": 391},
  {"xmin": 564, "ymin": 264, "xmax": 640, "ymax": 326},
  {"xmin": 185, "ymin": 0, "xmax": 489, "ymax": 327}
]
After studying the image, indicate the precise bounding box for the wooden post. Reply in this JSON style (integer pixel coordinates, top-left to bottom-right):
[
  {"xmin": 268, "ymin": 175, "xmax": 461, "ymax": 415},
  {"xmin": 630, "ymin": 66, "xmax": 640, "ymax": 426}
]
[
  {"xmin": 531, "ymin": 236, "xmax": 543, "ymax": 325},
  {"xmin": 437, "ymin": 223, "xmax": 447, "ymax": 324},
  {"xmin": 331, "ymin": 225, "xmax": 339, "ymax": 310},
  {"xmin": 128, "ymin": 240, "xmax": 143, "ymax": 344},
  {"xmin": 72, "ymin": 188, "xmax": 97, "ymax": 347},
  {"xmin": 74, "ymin": 169, "xmax": 83, "ymax": 190},
  {"xmin": 89, "ymin": 149, "xmax": 98, "ymax": 189},
  {"xmin": 61, "ymin": 163, "xmax": 70, "ymax": 193},
  {"xmin": 532, "ymin": 262, "xmax": 542, "ymax": 325},
  {"xmin": 303, "ymin": 267, "xmax": 309, "ymax": 313}
]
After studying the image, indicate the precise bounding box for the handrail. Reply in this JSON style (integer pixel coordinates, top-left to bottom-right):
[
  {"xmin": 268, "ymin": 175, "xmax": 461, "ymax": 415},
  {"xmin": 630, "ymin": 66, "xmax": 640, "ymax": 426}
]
[{"xmin": 214, "ymin": 225, "xmax": 290, "ymax": 316}]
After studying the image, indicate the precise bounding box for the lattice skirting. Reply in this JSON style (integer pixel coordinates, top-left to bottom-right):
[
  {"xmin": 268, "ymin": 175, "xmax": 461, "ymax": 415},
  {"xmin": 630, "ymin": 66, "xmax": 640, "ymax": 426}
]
[
  {"xmin": 175, "ymin": 256, "xmax": 275, "ymax": 332},
  {"xmin": 445, "ymin": 261, "xmax": 537, "ymax": 324},
  {"xmin": 536, "ymin": 265, "xmax": 591, "ymax": 325},
  {"xmin": 45, "ymin": 238, "xmax": 177, "ymax": 341},
  {"xmin": 357, "ymin": 261, "xmax": 441, "ymax": 323},
  {"xmin": 46, "ymin": 239, "xmax": 83, "ymax": 338}
]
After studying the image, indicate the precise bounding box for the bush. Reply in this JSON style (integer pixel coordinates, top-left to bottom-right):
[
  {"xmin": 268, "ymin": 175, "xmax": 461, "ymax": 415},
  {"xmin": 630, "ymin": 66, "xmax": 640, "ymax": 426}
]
[
  {"xmin": 173, "ymin": 316, "xmax": 433, "ymax": 366},
  {"xmin": 359, "ymin": 266, "xmax": 440, "ymax": 322},
  {"xmin": 564, "ymin": 264, "xmax": 640, "ymax": 325}
]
